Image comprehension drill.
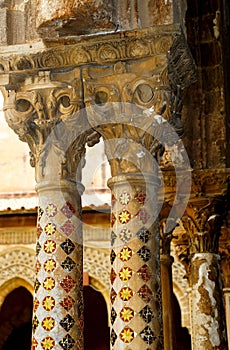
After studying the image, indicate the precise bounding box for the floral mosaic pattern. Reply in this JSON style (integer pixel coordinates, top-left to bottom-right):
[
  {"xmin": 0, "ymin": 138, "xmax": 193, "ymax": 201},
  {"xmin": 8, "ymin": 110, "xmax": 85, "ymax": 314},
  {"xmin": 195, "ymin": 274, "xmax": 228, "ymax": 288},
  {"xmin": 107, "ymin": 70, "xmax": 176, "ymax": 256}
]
[
  {"xmin": 119, "ymin": 191, "xmax": 130, "ymax": 205},
  {"xmin": 140, "ymin": 326, "xmax": 155, "ymax": 345},
  {"xmin": 61, "ymin": 220, "xmax": 74, "ymax": 236},
  {"xmin": 45, "ymin": 204, "xmax": 57, "ymax": 218},
  {"xmin": 120, "ymin": 307, "xmax": 134, "ymax": 322},
  {"xmin": 42, "ymin": 316, "xmax": 55, "ymax": 331},
  {"xmin": 120, "ymin": 327, "xmax": 134, "ymax": 343},
  {"xmin": 44, "ymin": 259, "xmax": 56, "ymax": 273},
  {"xmin": 61, "ymin": 201, "xmax": 76, "ymax": 218},
  {"xmin": 60, "ymin": 314, "xmax": 75, "ymax": 332},
  {"xmin": 59, "ymin": 334, "xmax": 75, "ymax": 350},
  {"xmin": 119, "ymin": 287, "xmax": 133, "ymax": 301},
  {"xmin": 42, "ymin": 296, "xmax": 56, "ymax": 311},
  {"xmin": 137, "ymin": 264, "xmax": 151, "ymax": 282},
  {"xmin": 44, "ymin": 223, "xmax": 56, "ymax": 235},
  {"xmin": 41, "ymin": 336, "xmax": 55, "ymax": 350},
  {"xmin": 119, "ymin": 266, "xmax": 133, "ymax": 282},
  {"xmin": 134, "ymin": 191, "xmax": 146, "ymax": 205},
  {"xmin": 60, "ymin": 296, "xmax": 75, "ymax": 311},
  {"xmin": 119, "ymin": 228, "xmax": 132, "ymax": 243},
  {"xmin": 118, "ymin": 247, "xmax": 132, "ymax": 262},
  {"xmin": 118, "ymin": 209, "xmax": 131, "ymax": 224},
  {"xmin": 60, "ymin": 275, "xmax": 76, "ymax": 293},
  {"xmin": 43, "ymin": 277, "xmax": 55, "ymax": 291},
  {"xmin": 43, "ymin": 240, "xmax": 56, "ymax": 254}
]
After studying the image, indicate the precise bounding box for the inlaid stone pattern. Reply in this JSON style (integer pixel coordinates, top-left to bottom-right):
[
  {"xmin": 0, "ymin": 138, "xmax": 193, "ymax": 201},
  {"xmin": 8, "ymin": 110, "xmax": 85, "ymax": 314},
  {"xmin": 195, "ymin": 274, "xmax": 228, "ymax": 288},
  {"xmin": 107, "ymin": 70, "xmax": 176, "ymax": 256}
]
[
  {"xmin": 32, "ymin": 198, "xmax": 83, "ymax": 350},
  {"xmin": 110, "ymin": 184, "xmax": 163, "ymax": 349}
]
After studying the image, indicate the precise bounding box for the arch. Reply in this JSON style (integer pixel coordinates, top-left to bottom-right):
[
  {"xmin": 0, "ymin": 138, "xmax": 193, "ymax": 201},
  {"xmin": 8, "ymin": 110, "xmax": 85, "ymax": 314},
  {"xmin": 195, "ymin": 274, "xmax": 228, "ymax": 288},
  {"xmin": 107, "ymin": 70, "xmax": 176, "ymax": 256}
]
[
  {"xmin": 0, "ymin": 277, "xmax": 33, "ymax": 309},
  {"xmin": 0, "ymin": 247, "xmax": 35, "ymax": 293}
]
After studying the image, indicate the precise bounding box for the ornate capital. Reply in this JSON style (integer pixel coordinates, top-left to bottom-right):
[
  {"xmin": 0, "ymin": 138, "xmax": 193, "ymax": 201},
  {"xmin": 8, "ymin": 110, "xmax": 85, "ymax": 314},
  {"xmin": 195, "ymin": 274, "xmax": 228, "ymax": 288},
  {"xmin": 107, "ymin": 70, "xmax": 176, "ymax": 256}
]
[
  {"xmin": 3, "ymin": 69, "xmax": 87, "ymax": 182},
  {"xmin": 159, "ymin": 218, "xmax": 176, "ymax": 256},
  {"xmin": 182, "ymin": 197, "xmax": 227, "ymax": 255}
]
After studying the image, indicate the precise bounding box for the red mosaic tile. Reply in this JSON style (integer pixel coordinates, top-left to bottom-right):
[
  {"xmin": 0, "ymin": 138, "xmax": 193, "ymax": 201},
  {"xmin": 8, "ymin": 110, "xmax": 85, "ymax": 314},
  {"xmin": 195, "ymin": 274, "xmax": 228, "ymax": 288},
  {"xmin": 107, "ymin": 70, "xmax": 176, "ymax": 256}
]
[
  {"xmin": 42, "ymin": 316, "xmax": 55, "ymax": 331},
  {"xmin": 137, "ymin": 264, "xmax": 151, "ymax": 282},
  {"xmin": 43, "ymin": 277, "xmax": 55, "ymax": 291},
  {"xmin": 42, "ymin": 296, "xmax": 56, "ymax": 311},
  {"xmin": 61, "ymin": 201, "xmax": 76, "ymax": 219},
  {"xmin": 41, "ymin": 336, "xmax": 55, "ymax": 350},
  {"xmin": 111, "ymin": 194, "xmax": 116, "ymax": 207},
  {"xmin": 119, "ymin": 266, "xmax": 133, "ymax": 282},
  {"xmin": 134, "ymin": 191, "xmax": 146, "ymax": 205},
  {"xmin": 120, "ymin": 327, "xmax": 134, "ymax": 343},
  {"xmin": 43, "ymin": 240, "xmax": 56, "ymax": 254},
  {"xmin": 33, "ymin": 298, "xmax": 39, "ymax": 313},
  {"xmin": 110, "ymin": 288, "xmax": 117, "ymax": 304},
  {"xmin": 60, "ymin": 275, "xmax": 75, "ymax": 293},
  {"xmin": 32, "ymin": 337, "xmax": 38, "ymax": 350},
  {"xmin": 118, "ymin": 209, "xmax": 131, "ymax": 224},
  {"xmin": 119, "ymin": 287, "xmax": 133, "ymax": 301},
  {"xmin": 44, "ymin": 223, "xmax": 56, "ymax": 235},
  {"xmin": 120, "ymin": 306, "xmax": 134, "ymax": 322},
  {"xmin": 60, "ymin": 295, "xmax": 75, "ymax": 311},
  {"xmin": 118, "ymin": 246, "xmax": 133, "ymax": 262},
  {"xmin": 137, "ymin": 208, "xmax": 150, "ymax": 224},
  {"xmin": 37, "ymin": 225, "xmax": 42, "ymax": 239},
  {"xmin": 35, "ymin": 260, "xmax": 41, "ymax": 274},
  {"xmin": 44, "ymin": 258, "xmax": 56, "ymax": 273},
  {"xmin": 111, "ymin": 213, "xmax": 116, "ymax": 227},
  {"xmin": 61, "ymin": 220, "xmax": 74, "ymax": 236},
  {"xmin": 138, "ymin": 285, "xmax": 152, "ymax": 303},
  {"xmin": 110, "ymin": 268, "xmax": 117, "ymax": 284}
]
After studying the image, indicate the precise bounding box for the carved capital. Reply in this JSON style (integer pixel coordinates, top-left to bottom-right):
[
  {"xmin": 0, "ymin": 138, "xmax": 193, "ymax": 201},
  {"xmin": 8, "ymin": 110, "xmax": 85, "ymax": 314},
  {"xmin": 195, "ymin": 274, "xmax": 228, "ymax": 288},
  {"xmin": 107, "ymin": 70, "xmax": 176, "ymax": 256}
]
[
  {"xmin": 3, "ymin": 69, "xmax": 87, "ymax": 182},
  {"xmin": 159, "ymin": 218, "xmax": 176, "ymax": 256},
  {"xmin": 182, "ymin": 197, "xmax": 227, "ymax": 255}
]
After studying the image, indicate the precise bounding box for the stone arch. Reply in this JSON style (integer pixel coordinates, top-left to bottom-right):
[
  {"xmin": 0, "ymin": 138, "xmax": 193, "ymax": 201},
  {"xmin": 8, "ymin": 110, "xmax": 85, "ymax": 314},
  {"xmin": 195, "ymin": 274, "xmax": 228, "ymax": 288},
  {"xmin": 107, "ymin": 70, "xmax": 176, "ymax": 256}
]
[
  {"xmin": 0, "ymin": 277, "xmax": 33, "ymax": 309},
  {"xmin": 0, "ymin": 247, "xmax": 35, "ymax": 297}
]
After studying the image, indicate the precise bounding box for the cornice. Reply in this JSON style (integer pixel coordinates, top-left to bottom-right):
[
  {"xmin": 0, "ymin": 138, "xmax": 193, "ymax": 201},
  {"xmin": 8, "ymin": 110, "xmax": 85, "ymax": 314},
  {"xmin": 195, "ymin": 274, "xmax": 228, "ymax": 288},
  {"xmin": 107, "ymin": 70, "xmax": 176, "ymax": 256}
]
[{"xmin": 0, "ymin": 25, "xmax": 196, "ymax": 89}]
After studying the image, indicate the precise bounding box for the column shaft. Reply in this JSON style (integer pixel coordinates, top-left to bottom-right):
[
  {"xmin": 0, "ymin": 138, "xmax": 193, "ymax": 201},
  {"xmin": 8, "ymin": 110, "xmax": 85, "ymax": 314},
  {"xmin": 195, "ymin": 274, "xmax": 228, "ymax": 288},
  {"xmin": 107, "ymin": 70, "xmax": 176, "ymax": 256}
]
[
  {"xmin": 32, "ymin": 181, "xmax": 84, "ymax": 350},
  {"xmin": 108, "ymin": 174, "xmax": 163, "ymax": 350},
  {"xmin": 190, "ymin": 253, "xmax": 227, "ymax": 350}
]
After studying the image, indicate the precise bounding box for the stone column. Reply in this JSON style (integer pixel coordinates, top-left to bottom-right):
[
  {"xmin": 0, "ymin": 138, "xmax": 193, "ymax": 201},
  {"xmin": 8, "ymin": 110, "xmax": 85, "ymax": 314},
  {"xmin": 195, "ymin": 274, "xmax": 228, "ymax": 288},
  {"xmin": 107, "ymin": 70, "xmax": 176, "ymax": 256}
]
[
  {"xmin": 3, "ymin": 70, "xmax": 86, "ymax": 350},
  {"xmin": 182, "ymin": 201, "xmax": 228, "ymax": 350},
  {"xmin": 159, "ymin": 219, "xmax": 175, "ymax": 350},
  {"xmin": 83, "ymin": 43, "xmax": 192, "ymax": 347}
]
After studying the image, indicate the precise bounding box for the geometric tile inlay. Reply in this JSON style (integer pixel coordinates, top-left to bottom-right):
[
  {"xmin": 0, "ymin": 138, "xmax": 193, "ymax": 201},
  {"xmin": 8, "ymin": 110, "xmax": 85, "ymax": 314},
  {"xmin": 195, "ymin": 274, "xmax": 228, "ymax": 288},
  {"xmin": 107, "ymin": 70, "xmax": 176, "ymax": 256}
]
[
  {"xmin": 138, "ymin": 208, "xmax": 150, "ymax": 225},
  {"xmin": 140, "ymin": 326, "xmax": 155, "ymax": 345},
  {"xmin": 120, "ymin": 306, "xmax": 134, "ymax": 322},
  {"xmin": 35, "ymin": 260, "xmax": 41, "ymax": 274},
  {"xmin": 61, "ymin": 256, "xmax": 76, "ymax": 272},
  {"xmin": 119, "ymin": 228, "xmax": 132, "ymax": 243},
  {"xmin": 43, "ymin": 277, "xmax": 55, "ymax": 291},
  {"xmin": 42, "ymin": 316, "xmax": 55, "ymax": 331},
  {"xmin": 41, "ymin": 336, "xmax": 55, "ymax": 350},
  {"xmin": 32, "ymin": 315, "xmax": 39, "ymax": 333},
  {"xmin": 60, "ymin": 296, "xmax": 75, "ymax": 311},
  {"xmin": 111, "ymin": 194, "xmax": 116, "ymax": 207},
  {"xmin": 137, "ymin": 264, "xmax": 151, "ymax": 282},
  {"xmin": 119, "ymin": 287, "xmax": 133, "ymax": 301},
  {"xmin": 134, "ymin": 191, "xmax": 146, "ymax": 205},
  {"xmin": 136, "ymin": 227, "xmax": 151, "ymax": 243},
  {"xmin": 36, "ymin": 242, "xmax": 42, "ymax": 256},
  {"xmin": 61, "ymin": 220, "xmax": 74, "ymax": 236},
  {"xmin": 32, "ymin": 337, "xmax": 38, "ymax": 350},
  {"xmin": 110, "ymin": 268, "xmax": 117, "ymax": 284},
  {"xmin": 45, "ymin": 204, "xmax": 57, "ymax": 218},
  {"xmin": 110, "ymin": 250, "xmax": 116, "ymax": 265},
  {"xmin": 110, "ymin": 329, "xmax": 117, "ymax": 346},
  {"xmin": 60, "ymin": 239, "xmax": 75, "ymax": 255},
  {"xmin": 44, "ymin": 223, "xmax": 56, "ymax": 235},
  {"xmin": 111, "ymin": 307, "xmax": 117, "ymax": 325},
  {"xmin": 60, "ymin": 275, "xmax": 75, "ymax": 293},
  {"xmin": 118, "ymin": 209, "xmax": 131, "ymax": 224},
  {"xmin": 139, "ymin": 305, "xmax": 154, "ymax": 323},
  {"xmin": 138, "ymin": 285, "xmax": 152, "ymax": 303},
  {"xmin": 42, "ymin": 296, "xmax": 56, "ymax": 311},
  {"xmin": 44, "ymin": 259, "xmax": 56, "ymax": 273},
  {"xmin": 61, "ymin": 201, "xmax": 76, "ymax": 219},
  {"xmin": 118, "ymin": 246, "xmax": 133, "ymax": 262},
  {"xmin": 120, "ymin": 327, "xmax": 134, "ymax": 343},
  {"xmin": 111, "ymin": 213, "xmax": 116, "ymax": 227},
  {"xmin": 137, "ymin": 246, "xmax": 151, "ymax": 262},
  {"xmin": 119, "ymin": 266, "xmax": 133, "ymax": 282},
  {"xmin": 38, "ymin": 207, "xmax": 44, "ymax": 220},
  {"xmin": 111, "ymin": 231, "xmax": 117, "ymax": 246},
  {"xmin": 33, "ymin": 298, "xmax": 40, "ymax": 313},
  {"xmin": 43, "ymin": 240, "xmax": 56, "ymax": 254},
  {"xmin": 59, "ymin": 334, "xmax": 75, "ymax": 350},
  {"xmin": 34, "ymin": 279, "xmax": 41, "ymax": 293},
  {"xmin": 111, "ymin": 288, "xmax": 117, "ymax": 304},
  {"xmin": 60, "ymin": 314, "xmax": 75, "ymax": 332},
  {"xmin": 119, "ymin": 191, "xmax": 130, "ymax": 205},
  {"xmin": 37, "ymin": 225, "xmax": 42, "ymax": 239}
]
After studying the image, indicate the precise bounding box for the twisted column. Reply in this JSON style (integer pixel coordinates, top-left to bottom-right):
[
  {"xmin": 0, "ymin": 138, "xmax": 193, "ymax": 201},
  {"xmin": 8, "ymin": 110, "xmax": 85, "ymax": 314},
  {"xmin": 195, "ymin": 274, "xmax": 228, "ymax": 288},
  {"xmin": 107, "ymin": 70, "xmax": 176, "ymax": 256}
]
[
  {"xmin": 182, "ymin": 199, "xmax": 228, "ymax": 350},
  {"xmin": 3, "ymin": 69, "xmax": 86, "ymax": 350}
]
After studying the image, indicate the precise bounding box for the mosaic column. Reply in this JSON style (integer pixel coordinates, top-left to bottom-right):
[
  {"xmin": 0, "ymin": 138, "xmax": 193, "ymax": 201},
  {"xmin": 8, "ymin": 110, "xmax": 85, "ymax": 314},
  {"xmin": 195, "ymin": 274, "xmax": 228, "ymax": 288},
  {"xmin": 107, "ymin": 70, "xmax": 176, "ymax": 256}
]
[
  {"xmin": 183, "ymin": 204, "xmax": 228, "ymax": 350},
  {"xmin": 3, "ymin": 69, "xmax": 86, "ymax": 350},
  {"xmin": 108, "ymin": 174, "xmax": 163, "ymax": 350}
]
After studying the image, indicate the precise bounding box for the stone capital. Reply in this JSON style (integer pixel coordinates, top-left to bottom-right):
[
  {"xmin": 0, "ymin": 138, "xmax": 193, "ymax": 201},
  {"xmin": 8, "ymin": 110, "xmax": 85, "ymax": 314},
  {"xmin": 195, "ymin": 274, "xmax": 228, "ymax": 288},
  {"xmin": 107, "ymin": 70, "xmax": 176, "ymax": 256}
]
[{"xmin": 3, "ymin": 69, "xmax": 87, "ymax": 183}]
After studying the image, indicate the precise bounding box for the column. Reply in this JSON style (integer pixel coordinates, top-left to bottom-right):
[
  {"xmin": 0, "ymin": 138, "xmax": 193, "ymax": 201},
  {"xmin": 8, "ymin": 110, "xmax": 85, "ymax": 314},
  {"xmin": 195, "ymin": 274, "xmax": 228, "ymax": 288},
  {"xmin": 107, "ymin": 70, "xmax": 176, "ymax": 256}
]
[
  {"xmin": 83, "ymin": 54, "xmax": 185, "ymax": 349},
  {"xmin": 182, "ymin": 202, "xmax": 228, "ymax": 350},
  {"xmin": 3, "ymin": 69, "xmax": 86, "ymax": 350},
  {"xmin": 159, "ymin": 219, "xmax": 175, "ymax": 350}
]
